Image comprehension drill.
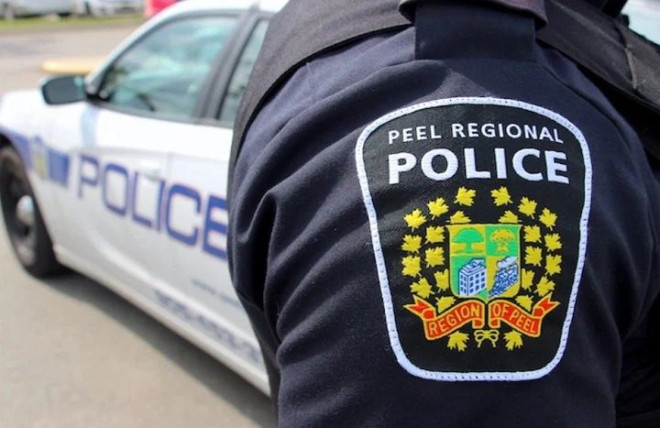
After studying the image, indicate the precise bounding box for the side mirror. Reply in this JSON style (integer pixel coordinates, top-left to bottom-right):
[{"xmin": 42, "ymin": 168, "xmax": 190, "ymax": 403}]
[{"xmin": 41, "ymin": 76, "xmax": 87, "ymax": 105}]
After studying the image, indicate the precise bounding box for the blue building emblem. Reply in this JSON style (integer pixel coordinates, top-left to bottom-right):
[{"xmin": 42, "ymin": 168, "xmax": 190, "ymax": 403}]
[{"xmin": 458, "ymin": 258, "xmax": 487, "ymax": 296}]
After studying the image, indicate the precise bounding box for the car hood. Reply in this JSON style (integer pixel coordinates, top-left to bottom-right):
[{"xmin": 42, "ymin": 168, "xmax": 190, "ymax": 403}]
[
  {"xmin": 0, "ymin": 89, "xmax": 50, "ymax": 139},
  {"xmin": 0, "ymin": 89, "xmax": 44, "ymax": 114}
]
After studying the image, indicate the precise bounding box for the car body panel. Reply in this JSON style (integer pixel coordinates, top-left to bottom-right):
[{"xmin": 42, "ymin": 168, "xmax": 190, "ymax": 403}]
[
  {"xmin": 4, "ymin": 0, "xmax": 72, "ymax": 17},
  {"xmin": 0, "ymin": 0, "xmax": 282, "ymax": 394},
  {"xmin": 73, "ymin": 0, "xmax": 144, "ymax": 16}
]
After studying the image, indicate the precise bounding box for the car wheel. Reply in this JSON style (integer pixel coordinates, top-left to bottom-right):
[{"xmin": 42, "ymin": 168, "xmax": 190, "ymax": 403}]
[
  {"xmin": 0, "ymin": 146, "xmax": 62, "ymax": 277},
  {"xmin": 2, "ymin": 3, "xmax": 15, "ymax": 20}
]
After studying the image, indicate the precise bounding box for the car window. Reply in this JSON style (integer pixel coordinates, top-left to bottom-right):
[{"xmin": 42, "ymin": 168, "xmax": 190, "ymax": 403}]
[
  {"xmin": 218, "ymin": 20, "xmax": 269, "ymax": 126},
  {"xmin": 97, "ymin": 15, "xmax": 238, "ymax": 121},
  {"xmin": 623, "ymin": 0, "xmax": 660, "ymax": 45}
]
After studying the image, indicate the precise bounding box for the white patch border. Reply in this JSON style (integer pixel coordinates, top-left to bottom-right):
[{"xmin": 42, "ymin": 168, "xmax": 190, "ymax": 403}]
[{"xmin": 354, "ymin": 97, "xmax": 592, "ymax": 381}]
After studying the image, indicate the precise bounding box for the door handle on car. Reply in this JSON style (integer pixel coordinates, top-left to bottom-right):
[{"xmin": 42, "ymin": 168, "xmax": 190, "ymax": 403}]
[{"xmin": 138, "ymin": 161, "xmax": 165, "ymax": 181}]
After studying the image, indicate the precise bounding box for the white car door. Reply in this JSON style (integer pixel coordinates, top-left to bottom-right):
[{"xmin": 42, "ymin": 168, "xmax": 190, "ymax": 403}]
[
  {"xmin": 163, "ymin": 19, "xmax": 270, "ymax": 366},
  {"xmin": 51, "ymin": 13, "xmax": 242, "ymax": 304}
]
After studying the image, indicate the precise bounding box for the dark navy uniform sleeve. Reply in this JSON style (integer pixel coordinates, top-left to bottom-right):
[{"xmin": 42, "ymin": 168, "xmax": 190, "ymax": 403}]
[{"xmin": 229, "ymin": 3, "xmax": 660, "ymax": 426}]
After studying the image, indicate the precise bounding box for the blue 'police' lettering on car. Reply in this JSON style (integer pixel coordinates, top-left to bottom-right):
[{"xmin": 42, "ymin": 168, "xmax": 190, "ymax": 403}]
[
  {"xmin": 165, "ymin": 184, "xmax": 201, "ymax": 246},
  {"xmin": 103, "ymin": 163, "xmax": 130, "ymax": 216},
  {"xmin": 203, "ymin": 196, "xmax": 229, "ymax": 260},
  {"xmin": 131, "ymin": 175, "xmax": 164, "ymax": 230},
  {"xmin": 78, "ymin": 154, "xmax": 99, "ymax": 198},
  {"xmin": 77, "ymin": 154, "xmax": 229, "ymax": 260}
]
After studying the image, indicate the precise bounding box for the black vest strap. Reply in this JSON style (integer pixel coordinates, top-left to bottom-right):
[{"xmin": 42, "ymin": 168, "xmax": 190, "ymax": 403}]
[
  {"xmin": 228, "ymin": 0, "xmax": 410, "ymax": 193},
  {"xmin": 538, "ymin": 0, "xmax": 660, "ymax": 116},
  {"xmin": 229, "ymin": 0, "xmax": 660, "ymax": 195},
  {"xmin": 415, "ymin": 0, "xmax": 535, "ymax": 62},
  {"xmin": 538, "ymin": 0, "xmax": 660, "ymax": 159}
]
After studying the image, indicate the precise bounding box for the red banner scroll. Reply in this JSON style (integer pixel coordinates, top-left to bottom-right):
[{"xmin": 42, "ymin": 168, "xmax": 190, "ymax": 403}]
[
  {"xmin": 406, "ymin": 295, "xmax": 559, "ymax": 341},
  {"xmin": 405, "ymin": 296, "xmax": 485, "ymax": 340},
  {"xmin": 488, "ymin": 296, "xmax": 559, "ymax": 337}
]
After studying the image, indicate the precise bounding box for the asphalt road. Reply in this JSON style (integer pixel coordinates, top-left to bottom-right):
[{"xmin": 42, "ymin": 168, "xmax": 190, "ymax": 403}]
[{"xmin": 0, "ymin": 23, "xmax": 275, "ymax": 428}]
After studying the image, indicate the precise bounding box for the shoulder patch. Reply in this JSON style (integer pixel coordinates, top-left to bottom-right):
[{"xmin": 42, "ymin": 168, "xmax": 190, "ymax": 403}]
[{"xmin": 355, "ymin": 98, "xmax": 592, "ymax": 381}]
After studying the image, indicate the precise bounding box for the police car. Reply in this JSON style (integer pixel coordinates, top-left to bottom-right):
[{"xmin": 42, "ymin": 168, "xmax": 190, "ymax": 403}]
[{"xmin": 0, "ymin": 0, "xmax": 285, "ymax": 394}]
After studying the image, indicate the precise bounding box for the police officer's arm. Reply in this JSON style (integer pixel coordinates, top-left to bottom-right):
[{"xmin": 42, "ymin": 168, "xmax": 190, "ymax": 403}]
[{"xmin": 229, "ymin": 2, "xmax": 660, "ymax": 426}]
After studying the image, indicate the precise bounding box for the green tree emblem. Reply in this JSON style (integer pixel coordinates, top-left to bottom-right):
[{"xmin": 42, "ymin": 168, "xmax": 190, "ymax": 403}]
[{"xmin": 452, "ymin": 228, "xmax": 484, "ymax": 253}]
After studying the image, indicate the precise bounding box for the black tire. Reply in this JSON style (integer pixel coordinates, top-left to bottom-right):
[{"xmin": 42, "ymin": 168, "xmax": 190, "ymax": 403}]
[{"xmin": 0, "ymin": 146, "xmax": 62, "ymax": 277}]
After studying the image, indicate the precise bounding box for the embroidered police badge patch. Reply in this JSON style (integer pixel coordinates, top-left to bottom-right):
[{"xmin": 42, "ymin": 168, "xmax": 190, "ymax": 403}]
[{"xmin": 355, "ymin": 98, "xmax": 591, "ymax": 381}]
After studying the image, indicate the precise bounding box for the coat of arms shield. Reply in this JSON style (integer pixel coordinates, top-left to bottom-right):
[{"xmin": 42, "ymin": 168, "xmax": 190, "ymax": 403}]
[{"xmin": 448, "ymin": 225, "xmax": 521, "ymax": 300}]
